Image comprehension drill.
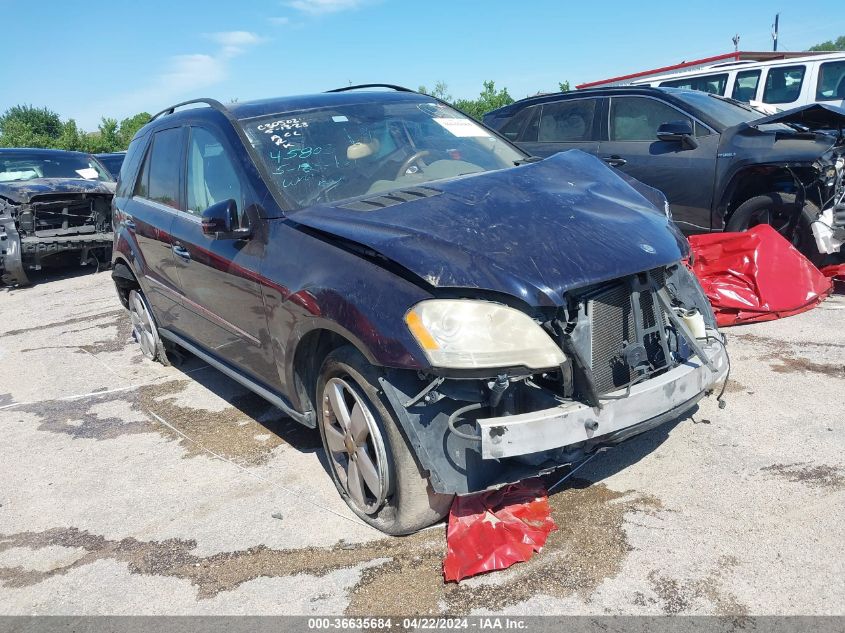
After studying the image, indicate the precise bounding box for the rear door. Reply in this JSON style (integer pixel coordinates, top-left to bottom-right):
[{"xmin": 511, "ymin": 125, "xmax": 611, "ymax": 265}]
[
  {"xmin": 121, "ymin": 126, "xmax": 185, "ymax": 326},
  {"xmin": 516, "ymin": 97, "xmax": 602, "ymax": 158},
  {"xmin": 598, "ymin": 95, "xmax": 719, "ymax": 231},
  {"xmin": 169, "ymin": 124, "xmax": 278, "ymax": 387}
]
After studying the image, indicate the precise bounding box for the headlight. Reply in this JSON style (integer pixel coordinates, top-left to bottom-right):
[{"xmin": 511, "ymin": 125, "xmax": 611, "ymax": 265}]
[{"xmin": 404, "ymin": 300, "xmax": 566, "ymax": 370}]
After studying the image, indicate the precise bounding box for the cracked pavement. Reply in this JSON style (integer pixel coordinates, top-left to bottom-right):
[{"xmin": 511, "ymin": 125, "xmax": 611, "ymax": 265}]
[{"xmin": 0, "ymin": 271, "xmax": 843, "ymax": 615}]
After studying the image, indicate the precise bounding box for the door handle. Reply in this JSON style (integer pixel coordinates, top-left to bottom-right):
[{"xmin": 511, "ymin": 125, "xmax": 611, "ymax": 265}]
[
  {"xmin": 172, "ymin": 245, "xmax": 191, "ymax": 261},
  {"xmin": 602, "ymin": 156, "xmax": 627, "ymax": 167}
]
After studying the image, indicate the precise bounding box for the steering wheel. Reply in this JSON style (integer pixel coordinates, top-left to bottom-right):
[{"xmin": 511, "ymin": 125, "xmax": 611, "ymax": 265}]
[{"xmin": 395, "ymin": 150, "xmax": 430, "ymax": 180}]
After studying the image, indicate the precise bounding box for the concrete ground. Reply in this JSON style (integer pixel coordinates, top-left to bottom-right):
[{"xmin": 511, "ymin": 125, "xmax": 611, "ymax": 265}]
[{"xmin": 0, "ymin": 269, "xmax": 843, "ymax": 616}]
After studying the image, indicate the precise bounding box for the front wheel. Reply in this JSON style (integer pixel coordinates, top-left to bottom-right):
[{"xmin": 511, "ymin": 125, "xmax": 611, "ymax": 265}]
[
  {"xmin": 316, "ymin": 346, "xmax": 453, "ymax": 535},
  {"xmin": 727, "ymin": 193, "xmax": 822, "ymax": 265}
]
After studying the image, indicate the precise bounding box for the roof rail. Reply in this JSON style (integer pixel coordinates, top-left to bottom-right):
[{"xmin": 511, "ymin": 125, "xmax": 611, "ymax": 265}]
[
  {"xmin": 149, "ymin": 98, "xmax": 229, "ymax": 123},
  {"xmin": 326, "ymin": 83, "xmax": 415, "ymax": 94}
]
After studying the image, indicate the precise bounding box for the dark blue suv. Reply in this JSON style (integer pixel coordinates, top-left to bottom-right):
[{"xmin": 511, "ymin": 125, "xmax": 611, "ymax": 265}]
[{"xmin": 111, "ymin": 86, "xmax": 728, "ymax": 534}]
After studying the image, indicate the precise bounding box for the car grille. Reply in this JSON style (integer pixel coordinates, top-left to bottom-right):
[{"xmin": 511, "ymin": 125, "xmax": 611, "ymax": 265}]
[{"xmin": 587, "ymin": 268, "xmax": 669, "ymax": 394}]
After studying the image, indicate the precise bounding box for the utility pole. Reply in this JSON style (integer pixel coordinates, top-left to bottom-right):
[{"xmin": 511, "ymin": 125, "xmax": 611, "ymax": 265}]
[
  {"xmin": 732, "ymin": 34, "xmax": 740, "ymax": 52},
  {"xmin": 772, "ymin": 13, "xmax": 779, "ymax": 52}
]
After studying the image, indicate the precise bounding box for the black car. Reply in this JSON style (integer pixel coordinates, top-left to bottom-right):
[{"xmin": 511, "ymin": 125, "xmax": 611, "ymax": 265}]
[
  {"xmin": 0, "ymin": 148, "xmax": 114, "ymax": 286},
  {"xmin": 111, "ymin": 86, "xmax": 728, "ymax": 534},
  {"xmin": 95, "ymin": 152, "xmax": 127, "ymax": 180},
  {"xmin": 484, "ymin": 87, "xmax": 845, "ymax": 262}
]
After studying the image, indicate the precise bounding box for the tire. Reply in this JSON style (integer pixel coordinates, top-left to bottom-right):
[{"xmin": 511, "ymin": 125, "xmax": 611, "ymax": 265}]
[
  {"xmin": 316, "ymin": 346, "xmax": 453, "ymax": 535},
  {"xmin": 127, "ymin": 289, "xmax": 171, "ymax": 366},
  {"xmin": 727, "ymin": 193, "xmax": 823, "ymax": 266}
]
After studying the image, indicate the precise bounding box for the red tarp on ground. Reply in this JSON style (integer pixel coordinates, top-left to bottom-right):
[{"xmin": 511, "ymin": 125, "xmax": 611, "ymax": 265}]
[
  {"xmin": 820, "ymin": 263, "xmax": 845, "ymax": 281},
  {"xmin": 443, "ymin": 479, "xmax": 557, "ymax": 583},
  {"xmin": 688, "ymin": 224, "xmax": 833, "ymax": 327}
]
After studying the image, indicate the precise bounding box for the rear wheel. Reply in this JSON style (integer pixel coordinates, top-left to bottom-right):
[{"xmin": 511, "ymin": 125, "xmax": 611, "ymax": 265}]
[
  {"xmin": 317, "ymin": 346, "xmax": 453, "ymax": 534},
  {"xmin": 727, "ymin": 193, "xmax": 822, "ymax": 265},
  {"xmin": 127, "ymin": 289, "xmax": 171, "ymax": 366}
]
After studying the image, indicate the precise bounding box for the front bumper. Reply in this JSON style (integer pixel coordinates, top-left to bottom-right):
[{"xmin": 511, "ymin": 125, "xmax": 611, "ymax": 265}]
[{"xmin": 477, "ymin": 341, "xmax": 729, "ymax": 460}]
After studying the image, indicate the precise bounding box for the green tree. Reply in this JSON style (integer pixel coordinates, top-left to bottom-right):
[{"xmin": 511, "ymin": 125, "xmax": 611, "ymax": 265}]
[
  {"xmin": 558, "ymin": 80, "xmax": 571, "ymax": 93},
  {"xmin": 453, "ymin": 80, "xmax": 514, "ymax": 120},
  {"xmin": 808, "ymin": 35, "xmax": 845, "ymax": 51},
  {"xmin": 418, "ymin": 80, "xmax": 452, "ymax": 102},
  {"xmin": 117, "ymin": 112, "xmax": 150, "ymax": 148},
  {"xmin": 0, "ymin": 105, "xmax": 64, "ymax": 148},
  {"xmin": 55, "ymin": 119, "xmax": 83, "ymax": 151}
]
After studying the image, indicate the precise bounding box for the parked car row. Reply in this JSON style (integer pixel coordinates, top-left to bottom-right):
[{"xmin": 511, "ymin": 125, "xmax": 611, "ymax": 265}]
[{"xmin": 4, "ymin": 81, "xmax": 842, "ymax": 536}]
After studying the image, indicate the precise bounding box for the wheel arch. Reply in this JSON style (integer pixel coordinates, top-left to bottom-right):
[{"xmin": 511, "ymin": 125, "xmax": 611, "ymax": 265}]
[
  {"xmin": 288, "ymin": 324, "xmax": 383, "ymax": 420},
  {"xmin": 716, "ymin": 164, "xmax": 816, "ymax": 228}
]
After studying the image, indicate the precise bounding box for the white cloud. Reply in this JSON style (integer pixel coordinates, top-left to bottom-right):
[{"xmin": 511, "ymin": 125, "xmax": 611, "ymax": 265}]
[
  {"xmin": 287, "ymin": 0, "xmax": 369, "ymax": 15},
  {"xmin": 206, "ymin": 31, "xmax": 265, "ymax": 58},
  {"xmin": 268, "ymin": 16, "xmax": 290, "ymax": 25},
  {"xmin": 88, "ymin": 31, "xmax": 264, "ymax": 127}
]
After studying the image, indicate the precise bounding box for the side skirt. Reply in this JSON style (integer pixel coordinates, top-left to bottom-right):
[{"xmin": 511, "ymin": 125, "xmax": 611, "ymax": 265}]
[{"xmin": 158, "ymin": 328, "xmax": 314, "ymax": 427}]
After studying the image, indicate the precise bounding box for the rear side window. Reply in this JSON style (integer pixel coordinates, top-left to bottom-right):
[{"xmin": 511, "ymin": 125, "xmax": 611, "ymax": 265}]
[
  {"xmin": 135, "ymin": 127, "xmax": 182, "ymax": 208},
  {"xmin": 609, "ymin": 97, "xmax": 692, "ymax": 141},
  {"xmin": 498, "ymin": 106, "xmax": 536, "ymax": 141},
  {"xmin": 816, "ymin": 60, "xmax": 845, "ymax": 101},
  {"xmin": 660, "ymin": 73, "xmax": 728, "ymax": 95},
  {"xmin": 763, "ymin": 65, "xmax": 805, "ymax": 104},
  {"xmin": 538, "ymin": 99, "xmax": 597, "ymax": 142},
  {"xmin": 731, "ymin": 70, "xmax": 761, "ymax": 102}
]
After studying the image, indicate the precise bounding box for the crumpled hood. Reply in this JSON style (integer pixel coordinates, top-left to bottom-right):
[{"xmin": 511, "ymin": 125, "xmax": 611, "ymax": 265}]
[
  {"xmin": 0, "ymin": 178, "xmax": 114, "ymax": 204},
  {"xmin": 292, "ymin": 151, "xmax": 686, "ymax": 306},
  {"xmin": 749, "ymin": 102, "xmax": 845, "ymax": 131}
]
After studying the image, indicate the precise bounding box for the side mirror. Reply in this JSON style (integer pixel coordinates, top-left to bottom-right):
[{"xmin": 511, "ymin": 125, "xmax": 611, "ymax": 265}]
[
  {"xmin": 201, "ymin": 199, "xmax": 250, "ymax": 239},
  {"xmin": 657, "ymin": 121, "xmax": 698, "ymax": 149}
]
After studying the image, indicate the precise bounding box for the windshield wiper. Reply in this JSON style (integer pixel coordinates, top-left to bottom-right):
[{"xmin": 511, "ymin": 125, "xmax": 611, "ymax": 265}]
[{"xmin": 514, "ymin": 156, "xmax": 543, "ymax": 166}]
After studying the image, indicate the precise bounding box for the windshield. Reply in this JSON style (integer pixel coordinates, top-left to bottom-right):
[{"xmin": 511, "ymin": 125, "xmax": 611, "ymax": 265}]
[
  {"xmin": 0, "ymin": 152, "xmax": 111, "ymax": 183},
  {"xmin": 96, "ymin": 154, "xmax": 125, "ymax": 178},
  {"xmin": 672, "ymin": 90, "xmax": 793, "ymax": 132},
  {"xmin": 243, "ymin": 100, "xmax": 523, "ymax": 209}
]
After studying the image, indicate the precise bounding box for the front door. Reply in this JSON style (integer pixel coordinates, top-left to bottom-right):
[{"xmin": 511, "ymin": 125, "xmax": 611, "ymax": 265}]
[
  {"xmin": 169, "ymin": 125, "xmax": 278, "ymax": 388},
  {"xmin": 123, "ymin": 126, "xmax": 184, "ymax": 327},
  {"xmin": 599, "ymin": 96, "xmax": 718, "ymax": 231}
]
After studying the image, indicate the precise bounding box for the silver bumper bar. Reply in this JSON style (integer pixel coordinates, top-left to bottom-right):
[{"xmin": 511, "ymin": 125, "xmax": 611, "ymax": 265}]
[{"xmin": 477, "ymin": 342, "xmax": 729, "ymax": 460}]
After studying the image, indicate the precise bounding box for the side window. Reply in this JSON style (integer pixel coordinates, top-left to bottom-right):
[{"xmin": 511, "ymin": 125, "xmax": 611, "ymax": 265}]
[
  {"xmin": 816, "ymin": 60, "xmax": 845, "ymax": 101},
  {"xmin": 694, "ymin": 121, "xmax": 712, "ymax": 137},
  {"xmin": 136, "ymin": 127, "xmax": 183, "ymax": 209},
  {"xmin": 763, "ymin": 65, "xmax": 805, "ymax": 104},
  {"xmin": 609, "ymin": 97, "xmax": 692, "ymax": 141},
  {"xmin": 498, "ymin": 106, "xmax": 536, "ymax": 141},
  {"xmin": 731, "ymin": 70, "xmax": 761, "ymax": 102},
  {"xmin": 538, "ymin": 99, "xmax": 597, "ymax": 142},
  {"xmin": 132, "ymin": 142, "xmax": 150, "ymax": 199},
  {"xmin": 187, "ymin": 127, "xmax": 245, "ymax": 219},
  {"xmin": 118, "ymin": 135, "xmax": 147, "ymax": 198},
  {"xmin": 660, "ymin": 73, "xmax": 728, "ymax": 95}
]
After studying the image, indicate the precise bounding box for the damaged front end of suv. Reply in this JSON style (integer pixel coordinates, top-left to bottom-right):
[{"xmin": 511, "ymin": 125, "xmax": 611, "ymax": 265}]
[
  {"xmin": 0, "ymin": 149, "xmax": 114, "ymax": 286},
  {"xmin": 291, "ymin": 150, "xmax": 730, "ymax": 496}
]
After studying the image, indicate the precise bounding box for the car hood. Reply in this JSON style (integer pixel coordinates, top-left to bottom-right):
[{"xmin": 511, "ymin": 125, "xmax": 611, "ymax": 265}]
[
  {"xmin": 292, "ymin": 150, "xmax": 686, "ymax": 307},
  {"xmin": 0, "ymin": 178, "xmax": 114, "ymax": 204},
  {"xmin": 749, "ymin": 102, "xmax": 845, "ymax": 131}
]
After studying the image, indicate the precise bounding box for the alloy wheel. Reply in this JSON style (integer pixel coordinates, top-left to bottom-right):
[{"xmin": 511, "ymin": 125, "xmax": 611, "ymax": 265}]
[{"xmin": 321, "ymin": 377, "xmax": 390, "ymax": 514}]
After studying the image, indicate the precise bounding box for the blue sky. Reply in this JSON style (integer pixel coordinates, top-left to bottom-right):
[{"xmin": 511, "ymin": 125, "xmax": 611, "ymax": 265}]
[{"xmin": 1, "ymin": 0, "xmax": 843, "ymax": 130}]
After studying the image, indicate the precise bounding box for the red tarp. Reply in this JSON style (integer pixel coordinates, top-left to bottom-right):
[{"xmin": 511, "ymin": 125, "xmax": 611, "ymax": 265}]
[
  {"xmin": 688, "ymin": 225, "xmax": 833, "ymax": 327},
  {"xmin": 443, "ymin": 479, "xmax": 557, "ymax": 583},
  {"xmin": 820, "ymin": 263, "xmax": 845, "ymax": 281}
]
